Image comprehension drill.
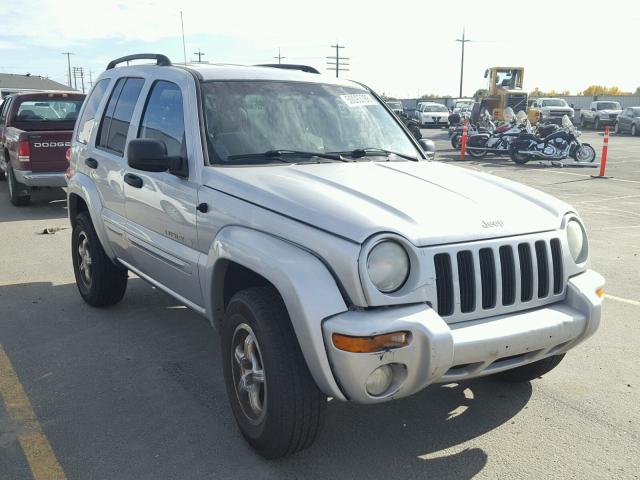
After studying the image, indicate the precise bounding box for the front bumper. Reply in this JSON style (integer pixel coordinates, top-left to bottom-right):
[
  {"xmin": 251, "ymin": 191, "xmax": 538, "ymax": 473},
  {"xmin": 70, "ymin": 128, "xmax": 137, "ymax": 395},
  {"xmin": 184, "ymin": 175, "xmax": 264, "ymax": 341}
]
[
  {"xmin": 322, "ymin": 269, "xmax": 603, "ymax": 403},
  {"xmin": 421, "ymin": 116, "xmax": 449, "ymax": 126},
  {"xmin": 13, "ymin": 170, "xmax": 67, "ymax": 188}
]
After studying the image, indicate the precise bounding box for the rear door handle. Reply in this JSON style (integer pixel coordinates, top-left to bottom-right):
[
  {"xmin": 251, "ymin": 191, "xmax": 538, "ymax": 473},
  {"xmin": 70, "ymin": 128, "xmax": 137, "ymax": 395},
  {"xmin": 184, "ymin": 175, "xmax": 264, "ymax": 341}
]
[
  {"xmin": 124, "ymin": 173, "xmax": 143, "ymax": 188},
  {"xmin": 85, "ymin": 158, "xmax": 98, "ymax": 169}
]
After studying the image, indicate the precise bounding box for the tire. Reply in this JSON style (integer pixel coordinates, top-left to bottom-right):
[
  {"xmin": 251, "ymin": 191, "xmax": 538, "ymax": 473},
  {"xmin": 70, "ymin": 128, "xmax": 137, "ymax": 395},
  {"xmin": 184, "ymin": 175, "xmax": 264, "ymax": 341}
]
[
  {"xmin": 72, "ymin": 211, "xmax": 128, "ymax": 307},
  {"xmin": 451, "ymin": 134, "xmax": 462, "ymax": 150},
  {"xmin": 614, "ymin": 122, "xmax": 620, "ymax": 135},
  {"xmin": 632, "ymin": 124, "xmax": 638, "ymax": 137},
  {"xmin": 467, "ymin": 147, "xmax": 487, "ymax": 158},
  {"xmin": 222, "ymin": 287, "xmax": 326, "ymax": 458},
  {"xmin": 7, "ymin": 166, "xmax": 30, "ymax": 206},
  {"xmin": 510, "ymin": 149, "xmax": 531, "ymax": 165},
  {"xmin": 594, "ymin": 117, "xmax": 600, "ymax": 130},
  {"xmin": 0, "ymin": 169, "xmax": 5, "ymax": 181},
  {"xmin": 572, "ymin": 143, "xmax": 596, "ymax": 163},
  {"xmin": 495, "ymin": 354, "xmax": 565, "ymax": 383}
]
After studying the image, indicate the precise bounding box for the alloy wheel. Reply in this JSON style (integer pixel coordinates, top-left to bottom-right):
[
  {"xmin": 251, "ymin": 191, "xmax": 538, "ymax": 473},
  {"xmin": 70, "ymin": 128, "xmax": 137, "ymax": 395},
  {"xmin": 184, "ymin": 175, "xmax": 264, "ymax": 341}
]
[
  {"xmin": 77, "ymin": 232, "xmax": 93, "ymax": 287},
  {"xmin": 231, "ymin": 323, "xmax": 266, "ymax": 424}
]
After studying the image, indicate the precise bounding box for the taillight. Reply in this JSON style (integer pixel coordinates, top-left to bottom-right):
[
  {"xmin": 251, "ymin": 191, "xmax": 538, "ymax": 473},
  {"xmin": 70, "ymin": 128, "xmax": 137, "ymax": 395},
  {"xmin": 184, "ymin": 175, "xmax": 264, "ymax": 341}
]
[
  {"xmin": 65, "ymin": 147, "xmax": 72, "ymax": 163},
  {"xmin": 65, "ymin": 148, "xmax": 73, "ymax": 182},
  {"xmin": 18, "ymin": 139, "xmax": 30, "ymax": 162}
]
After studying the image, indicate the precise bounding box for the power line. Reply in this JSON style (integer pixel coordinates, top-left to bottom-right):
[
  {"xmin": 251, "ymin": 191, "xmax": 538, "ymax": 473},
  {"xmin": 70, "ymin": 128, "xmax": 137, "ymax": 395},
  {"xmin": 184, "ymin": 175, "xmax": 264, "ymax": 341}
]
[
  {"xmin": 61, "ymin": 52, "xmax": 74, "ymax": 88},
  {"xmin": 193, "ymin": 48, "xmax": 205, "ymax": 63},
  {"xmin": 326, "ymin": 43, "xmax": 349, "ymax": 78},
  {"xmin": 274, "ymin": 47, "xmax": 285, "ymax": 64},
  {"xmin": 456, "ymin": 27, "xmax": 471, "ymax": 98}
]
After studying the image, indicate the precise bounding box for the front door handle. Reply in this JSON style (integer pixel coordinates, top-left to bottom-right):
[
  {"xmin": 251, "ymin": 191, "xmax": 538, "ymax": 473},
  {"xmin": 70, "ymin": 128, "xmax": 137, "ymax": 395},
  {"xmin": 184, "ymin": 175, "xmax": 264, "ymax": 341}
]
[
  {"xmin": 124, "ymin": 173, "xmax": 143, "ymax": 188},
  {"xmin": 85, "ymin": 158, "xmax": 98, "ymax": 169}
]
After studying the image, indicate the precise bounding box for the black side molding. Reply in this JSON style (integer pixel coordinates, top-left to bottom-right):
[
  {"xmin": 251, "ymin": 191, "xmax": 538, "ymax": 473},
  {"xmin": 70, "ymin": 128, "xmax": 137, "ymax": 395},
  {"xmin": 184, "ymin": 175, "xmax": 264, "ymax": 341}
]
[{"xmin": 255, "ymin": 64, "xmax": 320, "ymax": 74}]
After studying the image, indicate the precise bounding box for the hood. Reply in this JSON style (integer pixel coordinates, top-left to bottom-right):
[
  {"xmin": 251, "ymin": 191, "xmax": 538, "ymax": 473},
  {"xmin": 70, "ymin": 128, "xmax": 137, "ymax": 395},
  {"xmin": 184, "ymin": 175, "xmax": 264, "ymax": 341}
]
[
  {"xmin": 208, "ymin": 161, "xmax": 571, "ymax": 246},
  {"xmin": 544, "ymin": 106, "xmax": 573, "ymax": 112}
]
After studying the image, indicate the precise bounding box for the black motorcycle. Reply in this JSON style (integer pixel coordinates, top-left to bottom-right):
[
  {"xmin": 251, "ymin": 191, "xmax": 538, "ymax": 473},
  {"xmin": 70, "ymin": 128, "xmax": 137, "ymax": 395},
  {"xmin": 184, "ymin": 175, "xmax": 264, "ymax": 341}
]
[{"xmin": 509, "ymin": 116, "xmax": 596, "ymax": 164}]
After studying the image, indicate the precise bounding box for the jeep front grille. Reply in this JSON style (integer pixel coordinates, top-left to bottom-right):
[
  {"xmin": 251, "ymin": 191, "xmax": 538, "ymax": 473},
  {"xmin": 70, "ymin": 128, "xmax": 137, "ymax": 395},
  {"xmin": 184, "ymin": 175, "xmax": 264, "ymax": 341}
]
[{"xmin": 433, "ymin": 235, "xmax": 565, "ymax": 322}]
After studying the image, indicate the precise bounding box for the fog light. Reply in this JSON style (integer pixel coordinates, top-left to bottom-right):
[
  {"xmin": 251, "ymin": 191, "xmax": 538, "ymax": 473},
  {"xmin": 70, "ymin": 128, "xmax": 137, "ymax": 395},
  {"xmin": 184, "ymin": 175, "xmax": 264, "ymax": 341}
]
[{"xmin": 366, "ymin": 365, "xmax": 393, "ymax": 396}]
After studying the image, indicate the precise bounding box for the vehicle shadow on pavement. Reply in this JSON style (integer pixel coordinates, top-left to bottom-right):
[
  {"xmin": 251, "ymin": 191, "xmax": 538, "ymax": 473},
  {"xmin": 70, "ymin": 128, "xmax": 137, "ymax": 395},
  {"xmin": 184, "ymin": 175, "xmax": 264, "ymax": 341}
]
[
  {"xmin": 0, "ymin": 279, "xmax": 532, "ymax": 480},
  {"xmin": 0, "ymin": 186, "xmax": 67, "ymax": 222}
]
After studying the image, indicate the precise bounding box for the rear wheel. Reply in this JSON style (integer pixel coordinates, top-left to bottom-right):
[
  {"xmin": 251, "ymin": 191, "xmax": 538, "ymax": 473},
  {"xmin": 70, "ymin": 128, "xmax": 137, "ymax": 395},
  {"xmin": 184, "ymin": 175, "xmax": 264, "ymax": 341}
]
[
  {"xmin": 467, "ymin": 147, "xmax": 487, "ymax": 158},
  {"xmin": 451, "ymin": 134, "xmax": 462, "ymax": 149},
  {"xmin": 510, "ymin": 149, "xmax": 531, "ymax": 165},
  {"xmin": 222, "ymin": 287, "xmax": 326, "ymax": 458},
  {"xmin": 496, "ymin": 354, "xmax": 565, "ymax": 382},
  {"xmin": 72, "ymin": 212, "xmax": 128, "ymax": 306},
  {"xmin": 572, "ymin": 143, "xmax": 596, "ymax": 163},
  {"xmin": 7, "ymin": 166, "xmax": 30, "ymax": 206}
]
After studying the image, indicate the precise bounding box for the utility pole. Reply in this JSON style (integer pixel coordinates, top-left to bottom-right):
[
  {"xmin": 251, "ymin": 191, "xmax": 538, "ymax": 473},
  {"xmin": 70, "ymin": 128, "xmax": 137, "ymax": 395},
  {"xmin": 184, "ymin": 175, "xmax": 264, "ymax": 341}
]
[
  {"xmin": 61, "ymin": 52, "xmax": 74, "ymax": 88},
  {"xmin": 180, "ymin": 11, "xmax": 187, "ymax": 64},
  {"xmin": 274, "ymin": 47, "xmax": 285, "ymax": 64},
  {"xmin": 72, "ymin": 67, "xmax": 85, "ymax": 93},
  {"xmin": 456, "ymin": 27, "xmax": 471, "ymax": 98},
  {"xmin": 193, "ymin": 49, "xmax": 205, "ymax": 63},
  {"xmin": 327, "ymin": 43, "xmax": 349, "ymax": 78},
  {"xmin": 88, "ymin": 70, "xmax": 94, "ymax": 89}
]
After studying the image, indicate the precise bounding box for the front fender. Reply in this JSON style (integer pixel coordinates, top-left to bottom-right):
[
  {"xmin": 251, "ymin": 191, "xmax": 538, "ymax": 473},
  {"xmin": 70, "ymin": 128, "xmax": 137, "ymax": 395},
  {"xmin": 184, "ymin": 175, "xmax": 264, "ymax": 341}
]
[
  {"xmin": 202, "ymin": 226, "xmax": 349, "ymax": 400},
  {"xmin": 66, "ymin": 172, "xmax": 116, "ymax": 259}
]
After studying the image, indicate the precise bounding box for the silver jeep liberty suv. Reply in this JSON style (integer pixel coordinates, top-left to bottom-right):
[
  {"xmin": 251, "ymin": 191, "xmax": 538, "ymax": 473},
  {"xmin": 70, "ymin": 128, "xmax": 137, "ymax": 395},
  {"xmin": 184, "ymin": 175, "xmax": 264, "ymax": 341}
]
[{"xmin": 67, "ymin": 54, "xmax": 604, "ymax": 458}]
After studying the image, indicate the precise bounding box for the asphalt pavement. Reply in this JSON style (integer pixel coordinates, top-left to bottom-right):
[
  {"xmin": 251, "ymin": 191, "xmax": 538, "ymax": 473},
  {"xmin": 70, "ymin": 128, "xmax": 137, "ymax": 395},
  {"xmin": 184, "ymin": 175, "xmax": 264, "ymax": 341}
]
[{"xmin": 0, "ymin": 128, "xmax": 638, "ymax": 479}]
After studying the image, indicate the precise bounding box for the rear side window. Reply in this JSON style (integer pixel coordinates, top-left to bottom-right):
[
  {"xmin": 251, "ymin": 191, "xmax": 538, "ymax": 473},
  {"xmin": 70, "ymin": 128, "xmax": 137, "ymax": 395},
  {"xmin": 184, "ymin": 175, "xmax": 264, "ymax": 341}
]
[
  {"xmin": 138, "ymin": 81, "xmax": 185, "ymax": 157},
  {"xmin": 97, "ymin": 77, "xmax": 144, "ymax": 154},
  {"xmin": 76, "ymin": 78, "xmax": 110, "ymax": 144}
]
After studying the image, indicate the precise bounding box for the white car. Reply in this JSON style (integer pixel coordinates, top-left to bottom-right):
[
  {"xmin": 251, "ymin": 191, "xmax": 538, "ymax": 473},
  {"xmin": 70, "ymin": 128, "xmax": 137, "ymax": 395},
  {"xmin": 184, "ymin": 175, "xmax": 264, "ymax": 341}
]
[
  {"xmin": 414, "ymin": 101, "xmax": 450, "ymax": 127},
  {"xmin": 532, "ymin": 98, "xmax": 575, "ymax": 124}
]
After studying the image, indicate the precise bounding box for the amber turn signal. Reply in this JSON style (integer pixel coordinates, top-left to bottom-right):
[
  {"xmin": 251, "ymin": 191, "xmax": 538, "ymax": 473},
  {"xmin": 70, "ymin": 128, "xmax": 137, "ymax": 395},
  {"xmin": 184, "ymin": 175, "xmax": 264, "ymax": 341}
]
[
  {"xmin": 596, "ymin": 288, "xmax": 605, "ymax": 298},
  {"xmin": 332, "ymin": 331, "xmax": 411, "ymax": 353}
]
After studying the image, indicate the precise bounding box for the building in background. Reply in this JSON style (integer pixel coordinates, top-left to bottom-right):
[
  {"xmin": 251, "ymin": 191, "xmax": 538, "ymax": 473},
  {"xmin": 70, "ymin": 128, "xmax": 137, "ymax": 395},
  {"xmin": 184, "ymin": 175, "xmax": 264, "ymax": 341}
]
[{"xmin": 0, "ymin": 73, "xmax": 76, "ymax": 98}]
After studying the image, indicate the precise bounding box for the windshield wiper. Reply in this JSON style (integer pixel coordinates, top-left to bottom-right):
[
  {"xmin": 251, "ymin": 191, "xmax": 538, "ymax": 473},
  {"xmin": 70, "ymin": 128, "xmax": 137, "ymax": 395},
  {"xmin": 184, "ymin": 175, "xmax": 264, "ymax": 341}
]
[
  {"xmin": 226, "ymin": 149, "xmax": 349, "ymax": 164},
  {"xmin": 333, "ymin": 148, "xmax": 419, "ymax": 162}
]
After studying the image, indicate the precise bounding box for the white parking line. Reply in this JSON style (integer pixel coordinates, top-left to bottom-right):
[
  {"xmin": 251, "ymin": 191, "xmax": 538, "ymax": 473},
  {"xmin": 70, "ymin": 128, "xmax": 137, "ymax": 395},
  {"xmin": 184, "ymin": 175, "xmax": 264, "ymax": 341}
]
[{"xmin": 605, "ymin": 294, "xmax": 640, "ymax": 307}]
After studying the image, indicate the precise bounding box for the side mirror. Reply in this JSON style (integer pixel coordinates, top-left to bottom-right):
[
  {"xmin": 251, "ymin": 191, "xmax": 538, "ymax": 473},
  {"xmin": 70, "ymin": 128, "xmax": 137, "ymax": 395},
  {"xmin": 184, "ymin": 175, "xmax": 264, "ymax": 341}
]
[
  {"xmin": 418, "ymin": 138, "xmax": 436, "ymax": 154},
  {"xmin": 591, "ymin": 107, "xmax": 596, "ymax": 112},
  {"xmin": 127, "ymin": 139, "xmax": 187, "ymax": 176},
  {"xmin": 484, "ymin": 69, "xmax": 489, "ymax": 78}
]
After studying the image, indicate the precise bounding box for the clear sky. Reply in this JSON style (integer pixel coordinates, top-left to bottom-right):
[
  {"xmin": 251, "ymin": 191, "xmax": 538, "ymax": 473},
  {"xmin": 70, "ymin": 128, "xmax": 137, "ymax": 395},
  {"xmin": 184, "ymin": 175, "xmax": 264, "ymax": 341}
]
[{"xmin": 1, "ymin": 0, "xmax": 638, "ymax": 98}]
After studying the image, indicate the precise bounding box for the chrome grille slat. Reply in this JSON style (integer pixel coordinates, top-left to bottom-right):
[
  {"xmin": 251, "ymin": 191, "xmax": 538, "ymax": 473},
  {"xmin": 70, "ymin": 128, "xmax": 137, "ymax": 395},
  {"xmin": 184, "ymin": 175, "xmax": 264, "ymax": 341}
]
[{"xmin": 432, "ymin": 234, "xmax": 566, "ymax": 322}]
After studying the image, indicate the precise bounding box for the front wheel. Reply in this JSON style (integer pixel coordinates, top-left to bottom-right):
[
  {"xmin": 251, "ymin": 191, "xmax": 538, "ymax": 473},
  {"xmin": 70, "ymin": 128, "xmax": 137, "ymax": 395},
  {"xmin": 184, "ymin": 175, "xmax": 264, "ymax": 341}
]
[
  {"xmin": 632, "ymin": 124, "xmax": 638, "ymax": 136},
  {"xmin": 594, "ymin": 117, "xmax": 601, "ymax": 130},
  {"xmin": 495, "ymin": 354, "xmax": 565, "ymax": 382},
  {"xmin": 580, "ymin": 116, "xmax": 586, "ymax": 129},
  {"xmin": 451, "ymin": 134, "xmax": 462, "ymax": 149},
  {"xmin": 222, "ymin": 287, "xmax": 326, "ymax": 458},
  {"xmin": 572, "ymin": 143, "xmax": 596, "ymax": 163},
  {"xmin": 614, "ymin": 122, "xmax": 621, "ymax": 135},
  {"xmin": 72, "ymin": 212, "xmax": 128, "ymax": 306}
]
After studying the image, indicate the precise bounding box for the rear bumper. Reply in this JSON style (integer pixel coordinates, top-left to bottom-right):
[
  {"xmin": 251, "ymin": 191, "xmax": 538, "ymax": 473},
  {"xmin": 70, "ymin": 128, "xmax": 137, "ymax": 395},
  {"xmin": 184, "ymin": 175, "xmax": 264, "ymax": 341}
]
[
  {"xmin": 322, "ymin": 269, "xmax": 603, "ymax": 403},
  {"xmin": 13, "ymin": 170, "xmax": 67, "ymax": 187}
]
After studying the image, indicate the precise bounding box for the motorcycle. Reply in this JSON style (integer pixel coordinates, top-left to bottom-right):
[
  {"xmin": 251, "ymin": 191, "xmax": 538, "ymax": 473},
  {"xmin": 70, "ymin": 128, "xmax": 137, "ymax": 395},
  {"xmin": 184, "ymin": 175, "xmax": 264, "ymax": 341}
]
[
  {"xmin": 398, "ymin": 112, "xmax": 423, "ymax": 141},
  {"xmin": 450, "ymin": 112, "xmax": 496, "ymax": 149},
  {"xmin": 509, "ymin": 115, "xmax": 596, "ymax": 164},
  {"xmin": 465, "ymin": 109, "xmax": 527, "ymax": 158}
]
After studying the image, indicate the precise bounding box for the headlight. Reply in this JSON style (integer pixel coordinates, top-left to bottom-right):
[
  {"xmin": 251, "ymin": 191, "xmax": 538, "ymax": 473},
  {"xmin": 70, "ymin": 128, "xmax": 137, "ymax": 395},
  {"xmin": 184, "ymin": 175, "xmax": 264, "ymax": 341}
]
[
  {"xmin": 567, "ymin": 219, "xmax": 588, "ymax": 263},
  {"xmin": 367, "ymin": 241, "xmax": 410, "ymax": 293}
]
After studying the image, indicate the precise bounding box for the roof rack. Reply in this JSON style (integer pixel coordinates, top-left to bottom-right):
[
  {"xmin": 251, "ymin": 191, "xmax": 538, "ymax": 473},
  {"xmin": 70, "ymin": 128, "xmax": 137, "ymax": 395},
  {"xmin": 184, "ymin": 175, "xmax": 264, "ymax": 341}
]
[
  {"xmin": 255, "ymin": 64, "xmax": 320, "ymax": 74},
  {"xmin": 106, "ymin": 54, "xmax": 172, "ymax": 70}
]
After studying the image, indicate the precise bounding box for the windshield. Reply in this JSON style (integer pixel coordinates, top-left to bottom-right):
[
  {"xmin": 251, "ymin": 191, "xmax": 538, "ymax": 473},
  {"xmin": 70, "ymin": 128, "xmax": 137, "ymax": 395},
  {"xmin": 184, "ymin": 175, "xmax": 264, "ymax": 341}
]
[
  {"xmin": 455, "ymin": 101, "xmax": 473, "ymax": 109},
  {"xmin": 386, "ymin": 101, "xmax": 403, "ymax": 110},
  {"xmin": 541, "ymin": 99, "xmax": 567, "ymax": 107},
  {"xmin": 632, "ymin": 107, "xmax": 640, "ymax": 117},
  {"xmin": 201, "ymin": 81, "xmax": 418, "ymax": 165},
  {"xmin": 597, "ymin": 102, "xmax": 621, "ymax": 110},
  {"xmin": 422, "ymin": 104, "xmax": 448, "ymax": 113},
  {"xmin": 14, "ymin": 98, "xmax": 84, "ymax": 122}
]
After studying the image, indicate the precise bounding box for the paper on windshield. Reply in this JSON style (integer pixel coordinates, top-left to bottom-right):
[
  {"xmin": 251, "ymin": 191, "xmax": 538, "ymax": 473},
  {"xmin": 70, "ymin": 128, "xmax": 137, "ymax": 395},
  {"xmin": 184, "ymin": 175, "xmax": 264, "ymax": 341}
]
[{"xmin": 340, "ymin": 93, "xmax": 378, "ymax": 107}]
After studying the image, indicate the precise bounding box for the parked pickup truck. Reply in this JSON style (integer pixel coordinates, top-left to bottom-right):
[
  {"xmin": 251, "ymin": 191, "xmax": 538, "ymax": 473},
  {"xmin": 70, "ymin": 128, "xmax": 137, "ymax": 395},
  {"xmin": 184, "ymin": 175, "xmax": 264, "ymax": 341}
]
[
  {"xmin": 530, "ymin": 98, "xmax": 575, "ymax": 124},
  {"xmin": 0, "ymin": 91, "xmax": 86, "ymax": 205},
  {"xmin": 578, "ymin": 101, "xmax": 622, "ymax": 130},
  {"xmin": 67, "ymin": 54, "xmax": 604, "ymax": 459}
]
